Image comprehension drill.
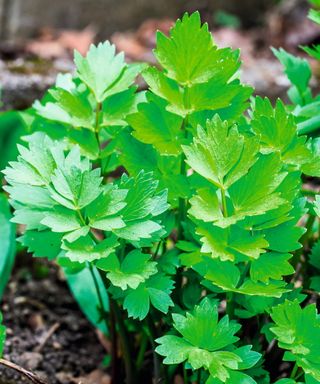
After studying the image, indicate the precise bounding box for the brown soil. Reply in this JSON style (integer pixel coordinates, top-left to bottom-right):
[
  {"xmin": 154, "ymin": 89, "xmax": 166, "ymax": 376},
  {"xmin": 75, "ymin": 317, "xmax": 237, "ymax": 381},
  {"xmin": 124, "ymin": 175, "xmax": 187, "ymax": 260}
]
[{"xmin": 0, "ymin": 255, "xmax": 108, "ymax": 384}]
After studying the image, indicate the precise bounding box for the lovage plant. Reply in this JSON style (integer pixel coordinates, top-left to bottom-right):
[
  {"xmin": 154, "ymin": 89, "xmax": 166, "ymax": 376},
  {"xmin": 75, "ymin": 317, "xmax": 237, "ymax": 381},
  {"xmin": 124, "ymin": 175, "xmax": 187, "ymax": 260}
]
[{"xmin": 2, "ymin": 10, "xmax": 320, "ymax": 384}]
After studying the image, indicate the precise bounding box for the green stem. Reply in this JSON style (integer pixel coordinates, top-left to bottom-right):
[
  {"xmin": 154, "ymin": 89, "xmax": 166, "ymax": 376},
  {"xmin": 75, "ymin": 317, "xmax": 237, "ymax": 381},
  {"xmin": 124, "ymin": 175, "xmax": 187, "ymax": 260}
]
[
  {"xmin": 290, "ymin": 363, "xmax": 298, "ymax": 379},
  {"xmin": 226, "ymin": 292, "xmax": 235, "ymax": 319},
  {"xmin": 183, "ymin": 365, "xmax": 188, "ymax": 383},
  {"xmin": 221, "ymin": 188, "xmax": 228, "ymax": 217},
  {"xmin": 88, "ymin": 264, "xmax": 109, "ymax": 332},
  {"xmin": 295, "ymin": 370, "xmax": 304, "ymax": 381},
  {"xmin": 302, "ymin": 214, "xmax": 316, "ymax": 249},
  {"xmin": 178, "ymin": 116, "xmax": 188, "ymax": 240},
  {"xmin": 95, "ymin": 101, "xmax": 102, "ymax": 153},
  {"xmin": 153, "ymin": 240, "xmax": 162, "ymax": 260},
  {"xmin": 237, "ymin": 262, "xmax": 250, "ymax": 288}
]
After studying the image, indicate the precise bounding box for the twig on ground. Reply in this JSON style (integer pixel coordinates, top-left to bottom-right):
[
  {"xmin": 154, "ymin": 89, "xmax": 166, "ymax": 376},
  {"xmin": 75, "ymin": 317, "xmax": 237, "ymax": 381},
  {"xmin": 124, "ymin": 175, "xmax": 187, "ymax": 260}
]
[
  {"xmin": 34, "ymin": 322, "xmax": 60, "ymax": 353},
  {"xmin": 0, "ymin": 358, "xmax": 49, "ymax": 384}
]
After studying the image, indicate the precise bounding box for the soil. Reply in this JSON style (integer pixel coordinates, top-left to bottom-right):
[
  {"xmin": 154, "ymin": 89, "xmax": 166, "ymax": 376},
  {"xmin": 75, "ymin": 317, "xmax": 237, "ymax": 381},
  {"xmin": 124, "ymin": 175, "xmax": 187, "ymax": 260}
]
[{"xmin": 0, "ymin": 254, "xmax": 108, "ymax": 384}]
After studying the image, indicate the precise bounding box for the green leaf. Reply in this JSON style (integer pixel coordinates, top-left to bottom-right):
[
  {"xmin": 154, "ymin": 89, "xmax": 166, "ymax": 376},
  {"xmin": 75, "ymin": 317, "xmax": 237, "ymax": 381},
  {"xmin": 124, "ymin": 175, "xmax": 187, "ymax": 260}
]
[
  {"xmin": 183, "ymin": 115, "xmax": 259, "ymax": 190},
  {"xmin": 102, "ymin": 87, "xmax": 144, "ymax": 128},
  {"xmin": 197, "ymin": 223, "xmax": 268, "ymax": 261},
  {"xmin": 41, "ymin": 206, "xmax": 82, "ymax": 232},
  {"xmin": 65, "ymin": 265, "xmax": 109, "ymax": 334},
  {"xmin": 74, "ymin": 42, "xmax": 138, "ymax": 102},
  {"xmin": 34, "ymin": 87, "xmax": 94, "ymax": 130},
  {"xmin": 156, "ymin": 298, "xmax": 260, "ymax": 381},
  {"xmin": 5, "ymin": 133, "xmax": 168, "ymax": 264},
  {"xmin": 190, "ymin": 153, "xmax": 288, "ymax": 228},
  {"xmin": 62, "ymin": 235, "xmax": 119, "ymax": 263},
  {"xmin": 155, "ymin": 12, "xmax": 237, "ymax": 87},
  {"xmin": 203, "ymin": 259, "xmax": 289, "ymax": 298},
  {"xmin": 96, "ymin": 250, "xmax": 157, "ymax": 289},
  {"xmin": 271, "ymin": 299, "xmax": 320, "ymax": 381},
  {"xmin": 123, "ymin": 273, "xmax": 174, "ymax": 320},
  {"xmin": 250, "ymin": 252, "xmax": 294, "ymax": 283},
  {"xmin": 309, "ymin": 8, "xmax": 320, "ymax": 24},
  {"xmin": 19, "ymin": 230, "xmax": 63, "ymax": 260},
  {"xmin": 314, "ymin": 195, "xmax": 320, "ymax": 217},
  {"xmin": 128, "ymin": 93, "xmax": 184, "ymax": 156},
  {"xmin": 309, "ymin": 240, "xmax": 320, "ymax": 270},
  {"xmin": 272, "ymin": 48, "xmax": 312, "ymax": 103},
  {"xmin": 0, "ymin": 194, "xmax": 16, "ymax": 299},
  {"xmin": 251, "ymin": 97, "xmax": 312, "ymax": 167}
]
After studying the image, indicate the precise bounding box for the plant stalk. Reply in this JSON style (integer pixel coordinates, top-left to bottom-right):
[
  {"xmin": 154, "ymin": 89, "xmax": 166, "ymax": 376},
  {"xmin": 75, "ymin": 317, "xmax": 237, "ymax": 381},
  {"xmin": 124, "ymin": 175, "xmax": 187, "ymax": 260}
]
[
  {"xmin": 95, "ymin": 101, "xmax": 102, "ymax": 153},
  {"xmin": 290, "ymin": 363, "xmax": 298, "ymax": 379}
]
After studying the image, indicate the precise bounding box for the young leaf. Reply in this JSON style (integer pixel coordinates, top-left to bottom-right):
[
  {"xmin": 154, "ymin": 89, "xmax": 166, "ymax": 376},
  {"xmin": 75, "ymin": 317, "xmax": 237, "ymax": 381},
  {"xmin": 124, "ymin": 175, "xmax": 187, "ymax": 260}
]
[
  {"xmin": 272, "ymin": 48, "xmax": 312, "ymax": 104},
  {"xmin": 74, "ymin": 42, "xmax": 137, "ymax": 102}
]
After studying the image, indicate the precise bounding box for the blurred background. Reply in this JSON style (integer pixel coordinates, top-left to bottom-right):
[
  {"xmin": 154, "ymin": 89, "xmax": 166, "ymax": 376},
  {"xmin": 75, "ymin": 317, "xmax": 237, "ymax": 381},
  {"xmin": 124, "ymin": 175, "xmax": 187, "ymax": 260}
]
[{"xmin": 0, "ymin": 0, "xmax": 318, "ymax": 110}]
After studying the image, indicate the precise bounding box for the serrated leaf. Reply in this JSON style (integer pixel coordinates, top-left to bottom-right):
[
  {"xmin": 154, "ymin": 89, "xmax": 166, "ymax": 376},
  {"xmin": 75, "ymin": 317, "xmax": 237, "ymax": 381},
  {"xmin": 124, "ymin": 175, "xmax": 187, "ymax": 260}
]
[
  {"xmin": 309, "ymin": 240, "xmax": 320, "ymax": 270},
  {"xmin": 197, "ymin": 222, "xmax": 268, "ymax": 261},
  {"xmin": 250, "ymin": 252, "xmax": 294, "ymax": 283},
  {"xmin": 75, "ymin": 42, "xmax": 132, "ymax": 102},
  {"xmin": 156, "ymin": 298, "xmax": 260, "ymax": 381},
  {"xmin": 123, "ymin": 273, "xmax": 174, "ymax": 320},
  {"xmin": 155, "ymin": 12, "xmax": 239, "ymax": 87},
  {"xmin": 271, "ymin": 299, "xmax": 320, "ymax": 381},
  {"xmin": 183, "ymin": 115, "xmax": 259, "ymax": 190},
  {"xmin": 272, "ymin": 48, "xmax": 311, "ymax": 100},
  {"xmin": 102, "ymin": 87, "xmax": 144, "ymax": 127},
  {"xmin": 19, "ymin": 230, "xmax": 63, "ymax": 260},
  {"xmin": 251, "ymin": 97, "xmax": 312, "ymax": 167},
  {"xmin": 34, "ymin": 87, "xmax": 94, "ymax": 130},
  {"xmin": 62, "ymin": 234, "xmax": 119, "ymax": 263},
  {"xmin": 128, "ymin": 93, "xmax": 184, "ymax": 155}
]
